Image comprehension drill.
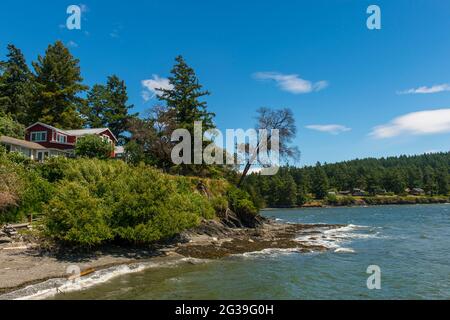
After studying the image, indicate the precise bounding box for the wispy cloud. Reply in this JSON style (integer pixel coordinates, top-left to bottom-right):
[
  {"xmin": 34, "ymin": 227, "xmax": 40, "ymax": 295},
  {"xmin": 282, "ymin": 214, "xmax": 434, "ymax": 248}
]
[
  {"xmin": 253, "ymin": 72, "xmax": 328, "ymax": 94},
  {"xmin": 370, "ymin": 108, "xmax": 450, "ymax": 139},
  {"xmin": 141, "ymin": 75, "xmax": 173, "ymax": 101},
  {"xmin": 109, "ymin": 24, "xmax": 123, "ymax": 39},
  {"xmin": 397, "ymin": 84, "xmax": 450, "ymax": 95},
  {"xmin": 67, "ymin": 40, "xmax": 78, "ymax": 48},
  {"xmin": 305, "ymin": 124, "xmax": 351, "ymax": 135}
]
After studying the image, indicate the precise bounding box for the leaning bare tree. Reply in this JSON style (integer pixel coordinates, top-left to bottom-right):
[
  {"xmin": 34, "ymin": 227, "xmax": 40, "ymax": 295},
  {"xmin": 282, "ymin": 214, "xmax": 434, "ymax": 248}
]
[{"xmin": 237, "ymin": 107, "xmax": 299, "ymax": 188}]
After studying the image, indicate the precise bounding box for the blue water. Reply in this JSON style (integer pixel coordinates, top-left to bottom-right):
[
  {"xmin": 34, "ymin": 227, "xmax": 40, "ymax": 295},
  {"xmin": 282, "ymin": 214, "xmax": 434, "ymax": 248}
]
[{"xmin": 51, "ymin": 204, "xmax": 450, "ymax": 300}]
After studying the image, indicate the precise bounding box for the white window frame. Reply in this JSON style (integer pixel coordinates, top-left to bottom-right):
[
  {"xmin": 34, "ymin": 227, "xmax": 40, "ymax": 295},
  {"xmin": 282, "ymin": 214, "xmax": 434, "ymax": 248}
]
[
  {"xmin": 57, "ymin": 134, "xmax": 67, "ymax": 144},
  {"xmin": 31, "ymin": 131, "xmax": 47, "ymax": 142}
]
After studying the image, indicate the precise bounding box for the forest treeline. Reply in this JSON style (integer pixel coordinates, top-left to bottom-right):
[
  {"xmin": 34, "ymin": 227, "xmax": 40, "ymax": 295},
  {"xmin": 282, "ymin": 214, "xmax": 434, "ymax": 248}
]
[{"xmin": 243, "ymin": 152, "xmax": 450, "ymax": 208}]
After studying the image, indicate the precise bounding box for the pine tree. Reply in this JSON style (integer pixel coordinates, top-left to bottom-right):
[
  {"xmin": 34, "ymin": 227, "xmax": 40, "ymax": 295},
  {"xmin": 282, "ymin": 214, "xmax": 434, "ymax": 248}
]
[
  {"xmin": 0, "ymin": 44, "xmax": 33, "ymax": 124},
  {"xmin": 157, "ymin": 55, "xmax": 215, "ymax": 132},
  {"xmin": 383, "ymin": 169, "xmax": 406, "ymax": 194},
  {"xmin": 83, "ymin": 75, "xmax": 135, "ymax": 142},
  {"xmin": 279, "ymin": 174, "xmax": 297, "ymax": 206},
  {"xmin": 311, "ymin": 162, "xmax": 329, "ymax": 199},
  {"xmin": 436, "ymin": 168, "xmax": 449, "ymax": 195},
  {"xmin": 423, "ymin": 166, "xmax": 437, "ymax": 196},
  {"xmin": 30, "ymin": 41, "xmax": 87, "ymax": 129}
]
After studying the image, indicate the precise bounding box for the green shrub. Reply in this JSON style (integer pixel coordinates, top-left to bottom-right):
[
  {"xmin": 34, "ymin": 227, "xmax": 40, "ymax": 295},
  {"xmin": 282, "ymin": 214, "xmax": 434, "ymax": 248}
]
[
  {"xmin": 37, "ymin": 156, "xmax": 71, "ymax": 182},
  {"xmin": 210, "ymin": 196, "xmax": 229, "ymax": 215},
  {"xmin": 43, "ymin": 182, "xmax": 112, "ymax": 246},
  {"xmin": 0, "ymin": 153, "xmax": 53, "ymax": 223},
  {"xmin": 227, "ymin": 186, "xmax": 257, "ymax": 216},
  {"xmin": 6, "ymin": 151, "xmax": 33, "ymax": 166},
  {"xmin": 42, "ymin": 159, "xmax": 218, "ymax": 246},
  {"xmin": 75, "ymin": 135, "xmax": 114, "ymax": 159}
]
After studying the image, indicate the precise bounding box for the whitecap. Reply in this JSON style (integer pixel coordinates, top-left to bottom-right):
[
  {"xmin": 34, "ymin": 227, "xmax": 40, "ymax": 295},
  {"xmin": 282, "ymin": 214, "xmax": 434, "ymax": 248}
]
[
  {"xmin": 334, "ymin": 247, "xmax": 355, "ymax": 253},
  {"xmin": 0, "ymin": 257, "xmax": 208, "ymax": 300}
]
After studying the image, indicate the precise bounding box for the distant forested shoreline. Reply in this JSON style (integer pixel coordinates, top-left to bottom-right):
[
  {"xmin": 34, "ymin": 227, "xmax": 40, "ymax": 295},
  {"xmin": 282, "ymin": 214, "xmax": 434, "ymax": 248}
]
[{"xmin": 242, "ymin": 152, "xmax": 450, "ymax": 208}]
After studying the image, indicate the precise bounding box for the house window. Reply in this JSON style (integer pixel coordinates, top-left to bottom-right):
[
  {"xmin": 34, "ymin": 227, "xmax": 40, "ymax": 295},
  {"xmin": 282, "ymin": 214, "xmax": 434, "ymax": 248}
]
[
  {"xmin": 31, "ymin": 131, "xmax": 47, "ymax": 142},
  {"xmin": 57, "ymin": 134, "xmax": 67, "ymax": 143}
]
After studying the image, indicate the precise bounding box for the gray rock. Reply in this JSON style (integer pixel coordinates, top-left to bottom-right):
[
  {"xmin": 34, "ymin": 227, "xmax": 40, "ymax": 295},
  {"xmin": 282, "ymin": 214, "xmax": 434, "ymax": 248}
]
[{"xmin": 0, "ymin": 236, "xmax": 12, "ymax": 244}]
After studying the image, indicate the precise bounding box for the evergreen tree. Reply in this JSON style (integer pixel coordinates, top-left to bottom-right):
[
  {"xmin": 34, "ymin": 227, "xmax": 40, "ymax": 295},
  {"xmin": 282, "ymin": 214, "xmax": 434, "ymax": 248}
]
[
  {"xmin": 423, "ymin": 166, "xmax": 437, "ymax": 195},
  {"xmin": 383, "ymin": 169, "xmax": 406, "ymax": 195},
  {"xmin": 157, "ymin": 55, "xmax": 215, "ymax": 133},
  {"xmin": 436, "ymin": 168, "xmax": 449, "ymax": 195},
  {"xmin": 277, "ymin": 173, "xmax": 297, "ymax": 206},
  {"xmin": 83, "ymin": 84, "xmax": 107, "ymax": 129},
  {"xmin": 0, "ymin": 44, "xmax": 33, "ymax": 124},
  {"xmin": 30, "ymin": 41, "xmax": 87, "ymax": 129},
  {"xmin": 83, "ymin": 75, "xmax": 135, "ymax": 143},
  {"xmin": 311, "ymin": 162, "xmax": 329, "ymax": 199}
]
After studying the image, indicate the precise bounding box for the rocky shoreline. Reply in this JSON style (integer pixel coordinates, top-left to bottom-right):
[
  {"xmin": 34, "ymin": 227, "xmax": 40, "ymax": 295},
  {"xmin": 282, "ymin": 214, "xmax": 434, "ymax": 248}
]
[{"xmin": 0, "ymin": 219, "xmax": 343, "ymax": 297}]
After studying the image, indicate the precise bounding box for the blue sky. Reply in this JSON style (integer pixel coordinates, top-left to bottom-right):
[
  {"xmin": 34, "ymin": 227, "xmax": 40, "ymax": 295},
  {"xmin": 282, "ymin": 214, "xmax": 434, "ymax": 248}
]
[{"xmin": 1, "ymin": 0, "xmax": 450, "ymax": 166}]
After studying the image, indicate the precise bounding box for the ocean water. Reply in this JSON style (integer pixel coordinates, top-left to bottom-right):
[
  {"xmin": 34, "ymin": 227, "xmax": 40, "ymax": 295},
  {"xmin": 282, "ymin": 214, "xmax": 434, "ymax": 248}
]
[{"xmin": 42, "ymin": 204, "xmax": 450, "ymax": 299}]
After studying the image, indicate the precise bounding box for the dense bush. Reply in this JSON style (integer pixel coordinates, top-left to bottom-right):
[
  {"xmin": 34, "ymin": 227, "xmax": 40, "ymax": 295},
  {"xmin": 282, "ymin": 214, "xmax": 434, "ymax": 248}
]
[
  {"xmin": 75, "ymin": 135, "xmax": 114, "ymax": 159},
  {"xmin": 227, "ymin": 186, "xmax": 258, "ymax": 216},
  {"xmin": 42, "ymin": 159, "xmax": 218, "ymax": 246},
  {"xmin": 0, "ymin": 152, "xmax": 53, "ymax": 223},
  {"xmin": 43, "ymin": 182, "xmax": 113, "ymax": 246}
]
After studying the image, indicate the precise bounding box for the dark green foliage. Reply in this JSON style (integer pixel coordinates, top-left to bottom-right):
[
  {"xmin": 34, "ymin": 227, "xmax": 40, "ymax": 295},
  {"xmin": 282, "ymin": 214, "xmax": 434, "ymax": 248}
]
[
  {"xmin": 157, "ymin": 55, "xmax": 215, "ymax": 133},
  {"xmin": 82, "ymin": 75, "xmax": 136, "ymax": 143},
  {"xmin": 0, "ymin": 44, "xmax": 34, "ymax": 124},
  {"xmin": 227, "ymin": 186, "xmax": 258, "ymax": 217},
  {"xmin": 436, "ymin": 167, "xmax": 449, "ymax": 196},
  {"xmin": 311, "ymin": 162, "xmax": 329, "ymax": 199},
  {"xmin": 75, "ymin": 135, "xmax": 114, "ymax": 159},
  {"xmin": 37, "ymin": 156, "xmax": 71, "ymax": 182},
  {"xmin": 30, "ymin": 41, "xmax": 87, "ymax": 129}
]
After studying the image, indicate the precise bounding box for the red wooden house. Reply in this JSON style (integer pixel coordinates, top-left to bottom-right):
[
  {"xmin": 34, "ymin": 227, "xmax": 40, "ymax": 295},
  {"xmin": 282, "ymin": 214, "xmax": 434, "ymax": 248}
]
[{"xmin": 0, "ymin": 122, "xmax": 119, "ymax": 161}]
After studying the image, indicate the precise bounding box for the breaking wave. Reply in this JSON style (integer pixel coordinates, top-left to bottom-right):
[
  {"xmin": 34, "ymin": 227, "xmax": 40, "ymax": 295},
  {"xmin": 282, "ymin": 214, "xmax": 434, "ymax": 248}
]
[
  {"xmin": 294, "ymin": 224, "xmax": 381, "ymax": 253},
  {"xmin": 0, "ymin": 257, "xmax": 206, "ymax": 300}
]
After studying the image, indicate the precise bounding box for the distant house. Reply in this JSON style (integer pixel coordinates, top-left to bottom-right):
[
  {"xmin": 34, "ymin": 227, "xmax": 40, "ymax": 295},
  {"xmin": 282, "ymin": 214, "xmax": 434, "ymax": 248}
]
[
  {"xmin": 1, "ymin": 122, "xmax": 118, "ymax": 162},
  {"xmin": 352, "ymin": 188, "xmax": 366, "ymax": 196},
  {"xmin": 338, "ymin": 190, "xmax": 351, "ymax": 196},
  {"xmin": 409, "ymin": 188, "xmax": 425, "ymax": 196}
]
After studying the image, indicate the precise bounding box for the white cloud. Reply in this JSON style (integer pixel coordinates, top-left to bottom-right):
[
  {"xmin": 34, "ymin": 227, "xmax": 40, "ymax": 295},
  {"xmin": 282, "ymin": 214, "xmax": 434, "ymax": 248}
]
[
  {"xmin": 141, "ymin": 75, "xmax": 173, "ymax": 101},
  {"xmin": 397, "ymin": 84, "xmax": 450, "ymax": 95},
  {"xmin": 305, "ymin": 124, "xmax": 351, "ymax": 135},
  {"xmin": 67, "ymin": 40, "xmax": 78, "ymax": 48},
  {"xmin": 253, "ymin": 72, "xmax": 328, "ymax": 94},
  {"xmin": 370, "ymin": 108, "xmax": 450, "ymax": 139}
]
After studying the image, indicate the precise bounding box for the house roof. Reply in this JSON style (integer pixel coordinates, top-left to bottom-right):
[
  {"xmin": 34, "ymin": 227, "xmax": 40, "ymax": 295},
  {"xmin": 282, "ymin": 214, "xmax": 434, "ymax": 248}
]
[
  {"xmin": 66, "ymin": 128, "xmax": 118, "ymax": 142},
  {"xmin": 26, "ymin": 122, "xmax": 118, "ymax": 142},
  {"xmin": 0, "ymin": 136, "xmax": 46, "ymax": 150},
  {"xmin": 26, "ymin": 122, "xmax": 71, "ymax": 135}
]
